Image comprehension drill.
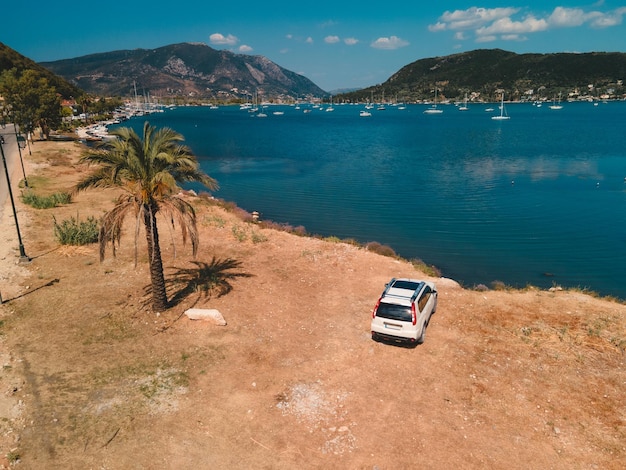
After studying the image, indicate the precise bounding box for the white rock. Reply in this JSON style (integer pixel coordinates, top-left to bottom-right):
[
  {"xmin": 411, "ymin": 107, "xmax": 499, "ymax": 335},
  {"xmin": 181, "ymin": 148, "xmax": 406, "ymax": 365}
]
[{"xmin": 184, "ymin": 308, "xmax": 227, "ymax": 326}]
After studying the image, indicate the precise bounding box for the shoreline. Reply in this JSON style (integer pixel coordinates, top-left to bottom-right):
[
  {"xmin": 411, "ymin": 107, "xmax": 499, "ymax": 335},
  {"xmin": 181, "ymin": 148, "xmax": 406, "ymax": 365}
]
[
  {"xmin": 4, "ymin": 132, "xmax": 623, "ymax": 303},
  {"xmin": 0, "ymin": 138, "xmax": 625, "ymax": 468},
  {"xmin": 147, "ymin": 102, "xmax": 626, "ymax": 299}
]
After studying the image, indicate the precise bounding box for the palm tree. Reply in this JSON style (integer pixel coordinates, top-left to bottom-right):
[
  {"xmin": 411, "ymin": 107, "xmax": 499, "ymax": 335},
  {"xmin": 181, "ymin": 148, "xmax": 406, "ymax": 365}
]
[{"xmin": 75, "ymin": 121, "xmax": 218, "ymax": 311}]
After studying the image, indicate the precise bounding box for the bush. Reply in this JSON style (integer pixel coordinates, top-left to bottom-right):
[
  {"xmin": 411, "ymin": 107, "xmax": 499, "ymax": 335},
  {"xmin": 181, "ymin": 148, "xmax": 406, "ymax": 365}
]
[
  {"xmin": 53, "ymin": 215, "xmax": 99, "ymax": 245},
  {"xmin": 250, "ymin": 230, "xmax": 268, "ymax": 244},
  {"xmin": 410, "ymin": 258, "xmax": 442, "ymax": 277},
  {"xmin": 258, "ymin": 220, "xmax": 308, "ymax": 237},
  {"xmin": 490, "ymin": 280, "xmax": 508, "ymax": 291},
  {"xmin": 22, "ymin": 191, "xmax": 71, "ymax": 209},
  {"xmin": 365, "ymin": 241, "xmax": 397, "ymax": 258},
  {"xmin": 231, "ymin": 224, "xmax": 248, "ymax": 242}
]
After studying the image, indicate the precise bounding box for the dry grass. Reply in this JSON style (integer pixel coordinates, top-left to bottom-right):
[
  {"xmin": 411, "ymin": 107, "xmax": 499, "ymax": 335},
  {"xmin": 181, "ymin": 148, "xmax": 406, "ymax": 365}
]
[{"xmin": 0, "ymin": 140, "xmax": 625, "ymax": 469}]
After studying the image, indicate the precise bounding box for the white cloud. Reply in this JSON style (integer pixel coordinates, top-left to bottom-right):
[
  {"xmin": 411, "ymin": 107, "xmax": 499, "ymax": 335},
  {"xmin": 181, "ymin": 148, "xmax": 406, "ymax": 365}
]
[
  {"xmin": 548, "ymin": 7, "xmax": 588, "ymax": 27},
  {"xmin": 306, "ymin": 37, "xmax": 314, "ymax": 44},
  {"xmin": 209, "ymin": 33, "xmax": 238, "ymax": 46},
  {"xmin": 370, "ymin": 36, "xmax": 409, "ymax": 50},
  {"xmin": 325, "ymin": 35, "xmax": 340, "ymax": 44},
  {"xmin": 239, "ymin": 45, "xmax": 253, "ymax": 53},
  {"xmin": 476, "ymin": 35, "xmax": 497, "ymax": 43},
  {"xmin": 547, "ymin": 6, "xmax": 626, "ymax": 29},
  {"xmin": 476, "ymin": 16, "xmax": 548, "ymax": 37},
  {"xmin": 344, "ymin": 37, "xmax": 359, "ymax": 45},
  {"xmin": 589, "ymin": 6, "xmax": 626, "ymax": 27},
  {"xmin": 502, "ymin": 34, "xmax": 527, "ymax": 42},
  {"xmin": 430, "ymin": 5, "xmax": 626, "ymax": 43},
  {"xmin": 430, "ymin": 7, "xmax": 519, "ymax": 31},
  {"xmin": 428, "ymin": 22, "xmax": 446, "ymax": 33}
]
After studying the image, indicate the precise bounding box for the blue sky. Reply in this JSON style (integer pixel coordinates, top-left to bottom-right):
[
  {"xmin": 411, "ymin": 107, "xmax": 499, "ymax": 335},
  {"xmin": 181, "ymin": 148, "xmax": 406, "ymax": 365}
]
[{"xmin": 4, "ymin": 1, "xmax": 626, "ymax": 91}]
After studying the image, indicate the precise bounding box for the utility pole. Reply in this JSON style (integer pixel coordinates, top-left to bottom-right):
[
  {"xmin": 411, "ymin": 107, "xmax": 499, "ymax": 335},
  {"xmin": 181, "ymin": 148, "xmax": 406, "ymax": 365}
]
[{"xmin": 13, "ymin": 124, "xmax": 28, "ymax": 188}]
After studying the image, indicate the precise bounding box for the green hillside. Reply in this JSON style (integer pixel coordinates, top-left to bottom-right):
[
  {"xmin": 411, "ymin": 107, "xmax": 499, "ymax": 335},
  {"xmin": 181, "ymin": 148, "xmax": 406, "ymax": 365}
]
[
  {"xmin": 40, "ymin": 43, "xmax": 327, "ymax": 100},
  {"xmin": 0, "ymin": 42, "xmax": 82, "ymax": 99},
  {"xmin": 339, "ymin": 49, "xmax": 626, "ymax": 103}
]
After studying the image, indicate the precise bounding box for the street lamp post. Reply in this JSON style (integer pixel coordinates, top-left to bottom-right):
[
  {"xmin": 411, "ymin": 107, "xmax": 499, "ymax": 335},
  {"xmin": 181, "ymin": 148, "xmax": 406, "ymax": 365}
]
[
  {"xmin": 23, "ymin": 122, "xmax": 32, "ymax": 156},
  {"xmin": 0, "ymin": 137, "xmax": 30, "ymax": 263},
  {"xmin": 13, "ymin": 123, "xmax": 29, "ymax": 188},
  {"xmin": 26, "ymin": 129, "xmax": 32, "ymax": 156}
]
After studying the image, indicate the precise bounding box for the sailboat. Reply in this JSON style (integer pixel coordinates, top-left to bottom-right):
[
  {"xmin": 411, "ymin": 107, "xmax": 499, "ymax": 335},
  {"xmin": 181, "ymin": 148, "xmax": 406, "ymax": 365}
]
[
  {"xmin": 325, "ymin": 95, "xmax": 335, "ymax": 112},
  {"xmin": 365, "ymin": 90, "xmax": 374, "ymax": 109},
  {"xmin": 491, "ymin": 93, "xmax": 510, "ymax": 120},
  {"xmin": 458, "ymin": 93, "xmax": 469, "ymax": 111},
  {"xmin": 377, "ymin": 91, "xmax": 386, "ymax": 110},
  {"xmin": 424, "ymin": 88, "xmax": 443, "ymax": 114},
  {"xmin": 253, "ymin": 91, "xmax": 267, "ymax": 117},
  {"xmin": 549, "ymin": 93, "xmax": 563, "ymax": 110}
]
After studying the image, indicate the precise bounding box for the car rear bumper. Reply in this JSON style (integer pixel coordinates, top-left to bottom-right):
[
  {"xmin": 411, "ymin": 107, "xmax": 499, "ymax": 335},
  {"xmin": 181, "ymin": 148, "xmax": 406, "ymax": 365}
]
[{"xmin": 371, "ymin": 330, "xmax": 418, "ymax": 344}]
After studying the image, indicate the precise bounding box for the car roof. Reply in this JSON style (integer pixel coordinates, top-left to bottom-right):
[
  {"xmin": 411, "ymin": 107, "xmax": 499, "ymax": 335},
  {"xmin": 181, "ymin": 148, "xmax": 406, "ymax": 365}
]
[{"xmin": 381, "ymin": 278, "xmax": 425, "ymax": 305}]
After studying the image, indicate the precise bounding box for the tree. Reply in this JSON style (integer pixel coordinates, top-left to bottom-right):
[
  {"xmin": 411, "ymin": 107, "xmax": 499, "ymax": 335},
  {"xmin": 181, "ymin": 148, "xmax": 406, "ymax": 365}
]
[
  {"xmin": 0, "ymin": 68, "xmax": 63, "ymax": 138},
  {"xmin": 74, "ymin": 122, "xmax": 218, "ymax": 311}
]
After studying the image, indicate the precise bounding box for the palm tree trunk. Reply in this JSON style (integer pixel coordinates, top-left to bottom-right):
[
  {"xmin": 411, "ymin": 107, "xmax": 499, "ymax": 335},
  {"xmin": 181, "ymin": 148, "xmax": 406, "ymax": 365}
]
[{"xmin": 143, "ymin": 203, "xmax": 168, "ymax": 311}]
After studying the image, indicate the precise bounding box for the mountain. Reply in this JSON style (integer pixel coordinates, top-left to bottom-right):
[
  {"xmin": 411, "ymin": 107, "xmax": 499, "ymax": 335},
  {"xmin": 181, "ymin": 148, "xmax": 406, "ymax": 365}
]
[
  {"xmin": 328, "ymin": 87, "xmax": 362, "ymax": 95},
  {"xmin": 40, "ymin": 42, "xmax": 327, "ymax": 101},
  {"xmin": 338, "ymin": 49, "xmax": 626, "ymax": 103},
  {"xmin": 0, "ymin": 42, "xmax": 82, "ymax": 98}
]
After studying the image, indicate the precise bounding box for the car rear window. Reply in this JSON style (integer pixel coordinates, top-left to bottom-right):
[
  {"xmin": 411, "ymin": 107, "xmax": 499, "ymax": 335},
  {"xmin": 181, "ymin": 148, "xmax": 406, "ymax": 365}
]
[
  {"xmin": 376, "ymin": 302, "xmax": 412, "ymax": 322},
  {"xmin": 392, "ymin": 280, "xmax": 421, "ymax": 291}
]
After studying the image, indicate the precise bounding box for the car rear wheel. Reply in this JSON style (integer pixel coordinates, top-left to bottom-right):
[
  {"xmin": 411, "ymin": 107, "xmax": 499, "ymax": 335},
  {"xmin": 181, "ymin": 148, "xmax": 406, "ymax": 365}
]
[{"xmin": 417, "ymin": 326, "xmax": 426, "ymax": 344}]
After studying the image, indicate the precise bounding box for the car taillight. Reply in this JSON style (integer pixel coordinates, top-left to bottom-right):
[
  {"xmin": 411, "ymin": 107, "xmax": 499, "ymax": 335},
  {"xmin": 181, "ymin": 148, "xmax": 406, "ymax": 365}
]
[
  {"xmin": 411, "ymin": 303, "xmax": 417, "ymax": 325},
  {"xmin": 372, "ymin": 298, "xmax": 381, "ymax": 318}
]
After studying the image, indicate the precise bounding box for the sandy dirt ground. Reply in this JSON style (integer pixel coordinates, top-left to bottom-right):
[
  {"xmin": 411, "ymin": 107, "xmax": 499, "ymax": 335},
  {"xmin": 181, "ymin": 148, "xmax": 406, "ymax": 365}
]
[{"xmin": 0, "ymin": 139, "xmax": 625, "ymax": 469}]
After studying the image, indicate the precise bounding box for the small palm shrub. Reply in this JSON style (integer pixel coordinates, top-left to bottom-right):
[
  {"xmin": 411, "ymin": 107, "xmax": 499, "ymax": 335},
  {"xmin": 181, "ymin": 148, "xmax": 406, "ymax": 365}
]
[{"xmin": 53, "ymin": 215, "xmax": 99, "ymax": 245}]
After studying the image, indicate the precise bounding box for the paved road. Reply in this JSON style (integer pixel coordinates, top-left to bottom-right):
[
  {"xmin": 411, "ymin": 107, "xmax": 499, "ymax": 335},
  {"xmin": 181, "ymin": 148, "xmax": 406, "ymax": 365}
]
[{"xmin": 0, "ymin": 127, "xmax": 25, "ymax": 223}]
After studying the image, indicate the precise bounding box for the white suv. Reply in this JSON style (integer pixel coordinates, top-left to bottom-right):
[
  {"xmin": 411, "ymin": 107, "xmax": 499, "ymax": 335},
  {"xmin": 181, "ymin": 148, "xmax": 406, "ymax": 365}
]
[{"xmin": 371, "ymin": 278, "xmax": 437, "ymax": 345}]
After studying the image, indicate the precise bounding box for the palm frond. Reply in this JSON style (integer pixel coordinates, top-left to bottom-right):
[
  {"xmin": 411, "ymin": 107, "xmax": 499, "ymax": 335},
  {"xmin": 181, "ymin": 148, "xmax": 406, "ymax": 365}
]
[
  {"xmin": 72, "ymin": 121, "xmax": 218, "ymax": 312},
  {"xmin": 158, "ymin": 197, "xmax": 199, "ymax": 256},
  {"xmin": 98, "ymin": 197, "xmax": 137, "ymax": 261}
]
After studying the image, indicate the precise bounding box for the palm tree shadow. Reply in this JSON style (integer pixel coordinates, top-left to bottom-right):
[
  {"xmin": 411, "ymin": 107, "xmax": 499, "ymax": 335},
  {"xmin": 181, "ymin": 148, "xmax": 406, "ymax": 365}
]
[{"xmin": 165, "ymin": 256, "xmax": 253, "ymax": 308}]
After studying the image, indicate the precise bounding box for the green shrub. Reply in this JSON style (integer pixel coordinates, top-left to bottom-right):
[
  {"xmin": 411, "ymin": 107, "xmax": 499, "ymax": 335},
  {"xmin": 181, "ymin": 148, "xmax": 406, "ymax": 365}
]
[
  {"xmin": 410, "ymin": 258, "xmax": 442, "ymax": 277},
  {"xmin": 53, "ymin": 192, "xmax": 72, "ymax": 205},
  {"xmin": 491, "ymin": 280, "xmax": 508, "ymax": 291},
  {"xmin": 365, "ymin": 241, "xmax": 397, "ymax": 258},
  {"xmin": 250, "ymin": 230, "xmax": 268, "ymax": 244},
  {"xmin": 203, "ymin": 214, "xmax": 226, "ymax": 228},
  {"xmin": 53, "ymin": 215, "xmax": 99, "ymax": 245},
  {"xmin": 258, "ymin": 219, "xmax": 308, "ymax": 236},
  {"xmin": 231, "ymin": 224, "xmax": 248, "ymax": 242},
  {"xmin": 6, "ymin": 450, "xmax": 20, "ymax": 464},
  {"xmin": 22, "ymin": 191, "xmax": 72, "ymax": 209}
]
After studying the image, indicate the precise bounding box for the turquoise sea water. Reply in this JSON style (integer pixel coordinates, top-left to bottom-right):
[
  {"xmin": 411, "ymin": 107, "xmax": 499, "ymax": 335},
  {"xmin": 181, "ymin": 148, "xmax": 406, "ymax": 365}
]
[{"xmin": 114, "ymin": 101, "xmax": 626, "ymax": 298}]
